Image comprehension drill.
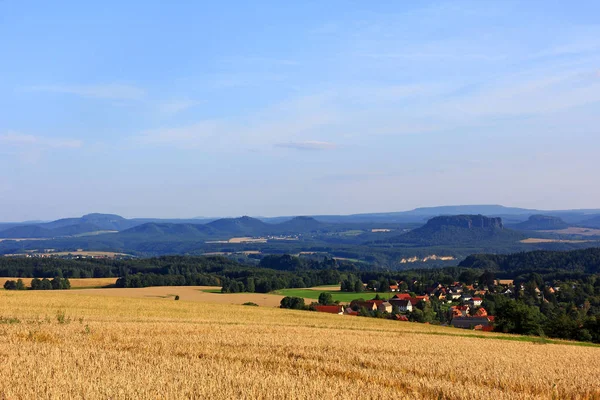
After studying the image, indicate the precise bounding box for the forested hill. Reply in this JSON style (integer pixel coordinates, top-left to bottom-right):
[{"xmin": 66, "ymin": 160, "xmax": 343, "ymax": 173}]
[
  {"xmin": 388, "ymin": 215, "xmax": 525, "ymax": 246},
  {"xmin": 459, "ymin": 248, "xmax": 600, "ymax": 275},
  {"xmin": 512, "ymin": 215, "xmax": 569, "ymax": 231}
]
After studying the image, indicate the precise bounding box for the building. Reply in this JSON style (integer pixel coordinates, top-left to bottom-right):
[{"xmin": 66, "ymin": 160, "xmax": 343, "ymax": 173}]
[
  {"xmin": 391, "ymin": 299, "xmax": 413, "ymax": 313},
  {"xmin": 314, "ymin": 305, "xmax": 344, "ymax": 315},
  {"xmin": 377, "ymin": 302, "xmax": 393, "ymax": 313}
]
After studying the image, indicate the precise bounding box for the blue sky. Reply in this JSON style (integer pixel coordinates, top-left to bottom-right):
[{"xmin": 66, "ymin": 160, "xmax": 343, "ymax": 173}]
[{"xmin": 1, "ymin": 1, "xmax": 600, "ymax": 221}]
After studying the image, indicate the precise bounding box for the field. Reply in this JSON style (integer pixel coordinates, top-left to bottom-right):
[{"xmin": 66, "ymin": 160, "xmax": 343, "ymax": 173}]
[
  {"xmin": 61, "ymin": 286, "xmax": 301, "ymax": 307},
  {"xmin": 543, "ymin": 227, "xmax": 600, "ymax": 236},
  {"xmin": 520, "ymin": 238, "xmax": 591, "ymax": 244},
  {"xmin": 1, "ymin": 290, "xmax": 599, "ymax": 399},
  {"xmin": 0, "ymin": 277, "xmax": 118, "ymax": 289},
  {"xmin": 276, "ymin": 287, "xmax": 376, "ymax": 303}
]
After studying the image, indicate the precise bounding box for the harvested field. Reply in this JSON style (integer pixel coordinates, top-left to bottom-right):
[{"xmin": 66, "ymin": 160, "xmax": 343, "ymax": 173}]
[
  {"xmin": 60, "ymin": 286, "xmax": 300, "ymax": 307},
  {"xmin": 0, "ymin": 277, "xmax": 117, "ymax": 289},
  {"xmin": 521, "ymin": 238, "xmax": 591, "ymax": 244},
  {"xmin": 542, "ymin": 227, "xmax": 600, "ymax": 236},
  {"xmin": 0, "ymin": 291, "xmax": 599, "ymax": 399}
]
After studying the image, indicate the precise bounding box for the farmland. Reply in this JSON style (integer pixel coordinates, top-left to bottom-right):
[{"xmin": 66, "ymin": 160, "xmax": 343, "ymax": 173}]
[
  {"xmin": 1, "ymin": 290, "xmax": 599, "ymax": 399},
  {"xmin": 275, "ymin": 287, "xmax": 369, "ymax": 303},
  {"xmin": 60, "ymin": 286, "xmax": 297, "ymax": 307}
]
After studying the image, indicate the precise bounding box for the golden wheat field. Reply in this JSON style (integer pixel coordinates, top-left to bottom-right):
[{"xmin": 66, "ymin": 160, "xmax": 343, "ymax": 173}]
[
  {"xmin": 60, "ymin": 285, "xmax": 301, "ymax": 307},
  {"xmin": 1, "ymin": 291, "xmax": 599, "ymax": 400}
]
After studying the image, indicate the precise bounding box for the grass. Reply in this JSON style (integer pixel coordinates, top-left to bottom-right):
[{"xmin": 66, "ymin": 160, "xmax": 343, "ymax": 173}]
[
  {"xmin": 0, "ymin": 290, "xmax": 599, "ymax": 399},
  {"xmin": 275, "ymin": 288, "xmax": 382, "ymax": 303}
]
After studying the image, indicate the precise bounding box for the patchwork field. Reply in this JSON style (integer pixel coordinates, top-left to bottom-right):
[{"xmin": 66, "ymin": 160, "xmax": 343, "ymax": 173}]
[{"xmin": 0, "ymin": 291, "xmax": 599, "ymax": 399}]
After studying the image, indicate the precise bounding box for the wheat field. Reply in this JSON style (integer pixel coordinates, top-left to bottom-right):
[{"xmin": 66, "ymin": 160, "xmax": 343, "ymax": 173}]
[{"xmin": 1, "ymin": 291, "xmax": 599, "ymax": 399}]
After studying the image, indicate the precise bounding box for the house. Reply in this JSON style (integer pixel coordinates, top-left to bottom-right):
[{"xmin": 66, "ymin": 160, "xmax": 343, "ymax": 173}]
[
  {"xmin": 391, "ymin": 293, "xmax": 412, "ymax": 301},
  {"xmin": 460, "ymin": 294, "xmax": 473, "ymax": 303},
  {"xmin": 389, "ymin": 285, "xmax": 399, "ymax": 292},
  {"xmin": 408, "ymin": 295, "xmax": 429, "ymax": 306},
  {"xmin": 314, "ymin": 305, "xmax": 344, "ymax": 315},
  {"xmin": 450, "ymin": 305, "xmax": 470, "ymax": 317},
  {"xmin": 468, "ymin": 297, "xmax": 483, "ymax": 307},
  {"xmin": 447, "ymin": 290, "xmax": 462, "ymax": 300},
  {"xmin": 355, "ymin": 301, "xmax": 377, "ymax": 311},
  {"xmin": 502, "ymin": 288, "xmax": 513, "ymax": 296},
  {"xmin": 473, "ymin": 307, "xmax": 488, "ymax": 317},
  {"xmin": 391, "ymin": 299, "xmax": 413, "ymax": 313},
  {"xmin": 495, "ymin": 279, "xmax": 514, "ymax": 286},
  {"xmin": 377, "ymin": 302, "xmax": 393, "ymax": 313},
  {"xmin": 344, "ymin": 308, "xmax": 359, "ymax": 316},
  {"xmin": 395, "ymin": 314, "xmax": 409, "ymax": 321}
]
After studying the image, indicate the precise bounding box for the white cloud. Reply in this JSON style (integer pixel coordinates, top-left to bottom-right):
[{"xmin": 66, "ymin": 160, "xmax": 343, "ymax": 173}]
[
  {"xmin": 275, "ymin": 141, "xmax": 337, "ymax": 151},
  {"xmin": 26, "ymin": 84, "xmax": 146, "ymax": 100}
]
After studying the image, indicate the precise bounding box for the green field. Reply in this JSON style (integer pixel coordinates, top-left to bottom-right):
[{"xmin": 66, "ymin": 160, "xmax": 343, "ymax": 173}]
[{"xmin": 274, "ymin": 288, "xmax": 381, "ymax": 303}]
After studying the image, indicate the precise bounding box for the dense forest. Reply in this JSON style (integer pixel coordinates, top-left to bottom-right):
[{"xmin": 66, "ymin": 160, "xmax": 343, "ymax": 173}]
[{"xmin": 460, "ymin": 248, "xmax": 600, "ymax": 276}]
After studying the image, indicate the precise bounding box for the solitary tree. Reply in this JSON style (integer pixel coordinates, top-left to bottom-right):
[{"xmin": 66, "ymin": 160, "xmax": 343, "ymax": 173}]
[{"xmin": 318, "ymin": 292, "xmax": 334, "ymax": 305}]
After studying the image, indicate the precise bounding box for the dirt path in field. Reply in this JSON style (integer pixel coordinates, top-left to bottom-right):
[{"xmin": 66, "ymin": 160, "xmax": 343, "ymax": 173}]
[{"xmin": 61, "ymin": 286, "xmax": 310, "ymax": 307}]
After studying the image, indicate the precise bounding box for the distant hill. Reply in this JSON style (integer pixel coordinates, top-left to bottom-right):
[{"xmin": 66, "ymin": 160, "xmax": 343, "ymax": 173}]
[
  {"xmin": 119, "ymin": 223, "xmax": 216, "ymax": 238},
  {"xmin": 389, "ymin": 215, "xmax": 524, "ymax": 246},
  {"xmin": 512, "ymin": 215, "xmax": 569, "ymax": 231},
  {"xmin": 274, "ymin": 216, "xmax": 326, "ymax": 234},
  {"xmin": 0, "ymin": 221, "xmax": 106, "ymax": 239},
  {"xmin": 207, "ymin": 216, "xmax": 270, "ymax": 235},
  {"xmin": 581, "ymin": 216, "xmax": 600, "ymax": 229}
]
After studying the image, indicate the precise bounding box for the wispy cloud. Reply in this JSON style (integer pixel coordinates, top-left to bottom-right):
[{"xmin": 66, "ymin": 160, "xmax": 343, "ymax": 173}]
[
  {"xmin": 0, "ymin": 132, "xmax": 82, "ymax": 149},
  {"xmin": 275, "ymin": 141, "xmax": 337, "ymax": 151},
  {"xmin": 25, "ymin": 84, "xmax": 146, "ymax": 100},
  {"xmin": 136, "ymin": 121, "xmax": 222, "ymax": 148},
  {"xmin": 0, "ymin": 131, "xmax": 82, "ymax": 164},
  {"xmin": 158, "ymin": 99, "xmax": 201, "ymax": 116}
]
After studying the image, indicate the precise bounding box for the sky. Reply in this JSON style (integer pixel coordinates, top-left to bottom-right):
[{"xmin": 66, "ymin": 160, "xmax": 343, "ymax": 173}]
[{"xmin": 1, "ymin": 0, "xmax": 600, "ymax": 221}]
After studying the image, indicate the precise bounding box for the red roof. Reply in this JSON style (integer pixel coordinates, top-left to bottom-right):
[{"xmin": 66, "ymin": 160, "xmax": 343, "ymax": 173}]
[
  {"xmin": 392, "ymin": 293, "xmax": 411, "ymax": 300},
  {"xmin": 395, "ymin": 315, "xmax": 409, "ymax": 321},
  {"xmin": 314, "ymin": 305, "xmax": 342, "ymax": 314},
  {"xmin": 472, "ymin": 297, "xmax": 483, "ymax": 301}
]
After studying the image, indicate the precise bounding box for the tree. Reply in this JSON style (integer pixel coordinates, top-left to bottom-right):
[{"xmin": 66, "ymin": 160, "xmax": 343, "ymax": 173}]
[
  {"xmin": 15, "ymin": 279, "xmax": 25, "ymax": 290},
  {"xmin": 3, "ymin": 280, "xmax": 17, "ymax": 290},
  {"xmin": 494, "ymin": 299, "xmax": 545, "ymax": 335},
  {"xmin": 353, "ymin": 280, "xmax": 364, "ymax": 293},
  {"xmin": 246, "ymin": 278, "xmax": 255, "ymax": 293},
  {"xmin": 40, "ymin": 278, "xmax": 53, "ymax": 290},
  {"xmin": 318, "ymin": 292, "xmax": 334, "ymax": 305},
  {"xmin": 280, "ymin": 297, "xmax": 305, "ymax": 310},
  {"xmin": 30, "ymin": 278, "xmax": 41, "ymax": 290}
]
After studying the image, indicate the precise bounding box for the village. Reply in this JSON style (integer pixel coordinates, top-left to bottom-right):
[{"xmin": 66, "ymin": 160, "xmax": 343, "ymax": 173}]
[{"xmin": 308, "ymin": 279, "xmax": 562, "ymax": 331}]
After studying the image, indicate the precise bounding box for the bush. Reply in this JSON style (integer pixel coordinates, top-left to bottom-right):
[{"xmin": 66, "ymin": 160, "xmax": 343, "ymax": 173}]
[
  {"xmin": 280, "ymin": 296, "xmax": 305, "ymax": 310},
  {"xmin": 242, "ymin": 302, "xmax": 259, "ymax": 306},
  {"xmin": 174, "ymin": 295, "xmax": 180, "ymax": 300},
  {"xmin": 3, "ymin": 280, "xmax": 17, "ymax": 290}
]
